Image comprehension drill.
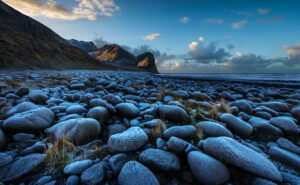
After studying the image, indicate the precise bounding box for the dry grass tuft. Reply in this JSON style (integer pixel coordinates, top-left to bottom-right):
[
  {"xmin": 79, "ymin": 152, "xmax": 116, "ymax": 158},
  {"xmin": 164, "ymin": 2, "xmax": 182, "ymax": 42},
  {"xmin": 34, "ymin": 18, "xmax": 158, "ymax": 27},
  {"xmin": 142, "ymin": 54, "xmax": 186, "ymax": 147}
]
[
  {"xmin": 151, "ymin": 120, "xmax": 166, "ymax": 142},
  {"xmin": 219, "ymin": 98, "xmax": 232, "ymax": 113},
  {"xmin": 209, "ymin": 104, "xmax": 219, "ymax": 120},
  {"xmin": 157, "ymin": 85, "xmax": 165, "ymax": 102},
  {"xmin": 3, "ymin": 80, "xmax": 21, "ymax": 89},
  {"xmin": 193, "ymin": 127, "xmax": 204, "ymax": 144},
  {"xmin": 194, "ymin": 108, "xmax": 207, "ymax": 122},
  {"xmin": 46, "ymin": 136, "xmax": 75, "ymax": 174}
]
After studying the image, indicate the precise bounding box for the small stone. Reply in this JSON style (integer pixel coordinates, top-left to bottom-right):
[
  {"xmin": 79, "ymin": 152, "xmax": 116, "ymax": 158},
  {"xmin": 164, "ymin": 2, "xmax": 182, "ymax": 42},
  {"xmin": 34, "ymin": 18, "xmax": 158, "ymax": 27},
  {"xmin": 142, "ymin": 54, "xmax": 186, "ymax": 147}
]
[{"xmin": 63, "ymin": 160, "xmax": 93, "ymax": 175}]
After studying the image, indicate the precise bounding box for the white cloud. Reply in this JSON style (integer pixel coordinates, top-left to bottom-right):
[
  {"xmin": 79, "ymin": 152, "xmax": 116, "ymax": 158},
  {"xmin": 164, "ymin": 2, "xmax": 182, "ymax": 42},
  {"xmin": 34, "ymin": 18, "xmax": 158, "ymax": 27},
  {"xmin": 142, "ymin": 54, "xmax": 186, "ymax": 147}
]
[
  {"xmin": 232, "ymin": 20, "xmax": 247, "ymax": 29},
  {"xmin": 3, "ymin": 0, "xmax": 120, "ymax": 21},
  {"xmin": 206, "ymin": 18, "xmax": 224, "ymax": 24},
  {"xmin": 188, "ymin": 41, "xmax": 230, "ymax": 63},
  {"xmin": 257, "ymin": 8, "xmax": 270, "ymax": 15},
  {"xmin": 236, "ymin": 51, "xmax": 242, "ymax": 57},
  {"xmin": 180, "ymin": 16, "xmax": 190, "ymax": 24},
  {"xmin": 142, "ymin": 33, "xmax": 163, "ymax": 41},
  {"xmin": 198, "ymin": 37, "xmax": 204, "ymax": 42}
]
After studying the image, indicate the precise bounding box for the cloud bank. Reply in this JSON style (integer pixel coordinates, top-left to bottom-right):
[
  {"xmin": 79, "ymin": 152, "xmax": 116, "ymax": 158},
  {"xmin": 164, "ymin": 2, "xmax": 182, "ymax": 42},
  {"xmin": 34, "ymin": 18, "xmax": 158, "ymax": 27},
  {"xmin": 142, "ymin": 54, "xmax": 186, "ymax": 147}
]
[{"xmin": 3, "ymin": 0, "xmax": 120, "ymax": 21}]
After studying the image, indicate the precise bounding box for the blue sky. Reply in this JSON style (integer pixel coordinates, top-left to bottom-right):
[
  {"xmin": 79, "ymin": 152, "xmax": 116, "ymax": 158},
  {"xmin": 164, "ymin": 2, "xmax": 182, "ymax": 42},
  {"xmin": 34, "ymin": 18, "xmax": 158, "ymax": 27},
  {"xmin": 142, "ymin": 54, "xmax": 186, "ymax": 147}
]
[{"xmin": 3, "ymin": 0, "xmax": 300, "ymax": 73}]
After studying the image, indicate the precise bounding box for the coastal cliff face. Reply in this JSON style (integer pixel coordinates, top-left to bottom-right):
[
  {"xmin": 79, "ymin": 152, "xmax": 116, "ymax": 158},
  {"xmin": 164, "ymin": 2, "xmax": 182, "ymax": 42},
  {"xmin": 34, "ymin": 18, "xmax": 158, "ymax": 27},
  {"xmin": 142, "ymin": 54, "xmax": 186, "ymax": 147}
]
[{"xmin": 90, "ymin": 44, "xmax": 159, "ymax": 73}]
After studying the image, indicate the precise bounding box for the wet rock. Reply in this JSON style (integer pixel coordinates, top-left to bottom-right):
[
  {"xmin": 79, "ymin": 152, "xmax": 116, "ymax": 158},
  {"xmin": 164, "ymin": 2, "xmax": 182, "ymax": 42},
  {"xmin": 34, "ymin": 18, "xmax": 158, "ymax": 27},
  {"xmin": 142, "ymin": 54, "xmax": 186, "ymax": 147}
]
[
  {"xmin": 195, "ymin": 121, "xmax": 233, "ymax": 138},
  {"xmin": 188, "ymin": 151, "xmax": 230, "ymax": 185},
  {"xmin": 37, "ymin": 176, "xmax": 52, "ymax": 185},
  {"xmin": 15, "ymin": 87, "xmax": 29, "ymax": 96},
  {"xmin": 157, "ymin": 105, "xmax": 189, "ymax": 123},
  {"xmin": 63, "ymin": 160, "xmax": 93, "ymax": 175},
  {"xmin": 203, "ymin": 137, "xmax": 282, "ymax": 182},
  {"xmin": 87, "ymin": 106, "xmax": 110, "ymax": 124},
  {"xmin": 81, "ymin": 162, "xmax": 105, "ymax": 185},
  {"xmin": 107, "ymin": 124, "xmax": 127, "ymax": 138},
  {"xmin": 6, "ymin": 102, "xmax": 38, "ymax": 116},
  {"xmin": 0, "ymin": 153, "xmax": 46, "ymax": 183},
  {"xmin": 108, "ymin": 127, "xmax": 148, "ymax": 152},
  {"xmin": 118, "ymin": 161, "xmax": 159, "ymax": 185},
  {"xmin": 167, "ymin": 136, "xmax": 198, "ymax": 155},
  {"xmin": 0, "ymin": 152, "xmax": 13, "ymax": 168},
  {"xmin": 103, "ymin": 94, "xmax": 123, "ymax": 105},
  {"xmin": 3, "ymin": 107, "xmax": 55, "ymax": 133},
  {"xmin": 109, "ymin": 153, "xmax": 131, "ymax": 175},
  {"xmin": 163, "ymin": 125, "xmax": 196, "ymax": 140},
  {"xmin": 281, "ymin": 172, "xmax": 300, "ymax": 185},
  {"xmin": 66, "ymin": 175, "xmax": 79, "ymax": 185},
  {"xmin": 47, "ymin": 118, "xmax": 101, "ymax": 145},
  {"xmin": 116, "ymin": 103, "xmax": 140, "ymax": 118},
  {"xmin": 248, "ymin": 117, "xmax": 283, "ymax": 140},
  {"xmin": 219, "ymin": 113, "xmax": 253, "ymax": 138},
  {"xmin": 260, "ymin": 101, "xmax": 289, "ymax": 112},
  {"xmin": 230, "ymin": 100, "xmax": 253, "ymax": 114},
  {"xmin": 139, "ymin": 148, "xmax": 181, "ymax": 172},
  {"xmin": 21, "ymin": 141, "xmax": 46, "ymax": 156}
]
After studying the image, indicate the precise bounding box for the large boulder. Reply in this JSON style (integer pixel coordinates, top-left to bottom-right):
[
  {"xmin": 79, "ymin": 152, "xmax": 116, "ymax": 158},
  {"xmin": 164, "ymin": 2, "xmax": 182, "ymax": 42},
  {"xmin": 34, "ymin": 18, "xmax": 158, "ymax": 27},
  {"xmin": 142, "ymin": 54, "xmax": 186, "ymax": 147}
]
[
  {"xmin": 248, "ymin": 117, "xmax": 283, "ymax": 140},
  {"xmin": 139, "ymin": 148, "xmax": 181, "ymax": 172},
  {"xmin": 157, "ymin": 105, "xmax": 189, "ymax": 123},
  {"xmin": 81, "ymin": 162, "xmax": 105, "ymax": 185},
  {"xmin": 3, "ymin": 107, "xmax": 54, "ymax": 133},
  {"xmin": 230, "ymin": 100, "xmax": 253, "ymax": 114},
  {"xmin": 276, "ymin": 138, "xmax": 300, "ymax": 155},
  {"xmin": 163, "ymin": 125, "xmax": 196, "ymax": 140},
  {"xmin": 87, "ymin": 106, "xmax": 110, "ymax": 124},
  {"xmin": 260, "ymin": 102, "xmax": 289, "ymax": 112},
  {"xmin": 63, "ymin": 160, "xmax": 93, "ymax": 175},
  {"xmin": 116, "ymin": 103, "xmax": 140, "ymax": 118},
  {"xmin": 269, "ymin": 117, "xmax": 299, "ymax": 135},
  {"xmin": 0, "ymin": 153, "xmax": 46, "ymax": 183},
  {"xmin": 28, "ymin": 90, "xmax": 48, "ymax": 104},
  {"xmin": 203, "ymin": 137, "xmax": 282, "ymax": 182},
  {"xmin": 268, "ymin": 146, "xmax": 300, "ymax": 171},
  {"xmin": 219, "ymin": 113, "xmax": 253, "ymax": 138},
  {"xmin": 118, "ymin": 161, "xmax": 159, "ymax": 185},
  {"xmin": 47, "ymin": 118, "xmax": 101, "ymax": 145},
  {"xmin": 6, "ymin": 102, "xmax": 38, "ymax": 116},
  {"xmin": 188, "ymin": 151, "xmax": 230, "ymax": 185},
  {"xmin": 108, "ymin": 127, "xmax": 148, "ymax": 152},
  {"xmin": 195, "ymin": 121, "xmax": 233, "ymax": 138}
]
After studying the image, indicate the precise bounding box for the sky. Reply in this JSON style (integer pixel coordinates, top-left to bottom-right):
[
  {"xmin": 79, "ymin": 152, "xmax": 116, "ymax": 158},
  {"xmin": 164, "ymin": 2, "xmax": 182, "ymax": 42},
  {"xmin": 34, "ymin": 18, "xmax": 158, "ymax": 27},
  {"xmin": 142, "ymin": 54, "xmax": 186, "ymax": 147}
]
[{"xmin": 3, "ymin": 0, "xmax": 300, "ymax": 73}]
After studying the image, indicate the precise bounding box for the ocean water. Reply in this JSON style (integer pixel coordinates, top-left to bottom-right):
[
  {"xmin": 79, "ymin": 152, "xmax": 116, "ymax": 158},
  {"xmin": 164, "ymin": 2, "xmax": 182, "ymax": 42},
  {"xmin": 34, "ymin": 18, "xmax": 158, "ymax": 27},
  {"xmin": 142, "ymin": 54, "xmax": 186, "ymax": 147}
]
[{"xmin": 157, "ymin": 73, "xmax": 300, "ymax": 82}]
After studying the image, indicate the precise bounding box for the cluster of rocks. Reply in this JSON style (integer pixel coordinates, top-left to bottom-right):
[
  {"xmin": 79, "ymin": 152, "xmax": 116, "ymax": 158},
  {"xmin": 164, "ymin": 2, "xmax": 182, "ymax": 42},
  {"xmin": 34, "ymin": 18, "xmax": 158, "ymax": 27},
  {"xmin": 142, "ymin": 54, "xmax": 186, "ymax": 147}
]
[{"xmin": 0, "ymin": 71, "xmax": 299, "ymax": 185}]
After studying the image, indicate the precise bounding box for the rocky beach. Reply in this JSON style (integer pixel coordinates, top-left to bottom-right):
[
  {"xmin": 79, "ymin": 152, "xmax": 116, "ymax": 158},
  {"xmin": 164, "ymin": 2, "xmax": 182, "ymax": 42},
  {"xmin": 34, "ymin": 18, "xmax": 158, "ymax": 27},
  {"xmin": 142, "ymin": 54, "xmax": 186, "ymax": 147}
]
[{"xmin": 0, "ymin": 70, "xmax": 299, "ymax": 185}]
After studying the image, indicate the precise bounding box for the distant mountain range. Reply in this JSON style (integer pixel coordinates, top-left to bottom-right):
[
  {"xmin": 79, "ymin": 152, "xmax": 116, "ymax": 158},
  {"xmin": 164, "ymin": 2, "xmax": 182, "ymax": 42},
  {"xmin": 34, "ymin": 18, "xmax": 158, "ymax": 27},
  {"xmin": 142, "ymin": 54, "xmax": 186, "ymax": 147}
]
[{"xmin": 0, "ymin": 1, "xmax": 158, "ymax": 73}]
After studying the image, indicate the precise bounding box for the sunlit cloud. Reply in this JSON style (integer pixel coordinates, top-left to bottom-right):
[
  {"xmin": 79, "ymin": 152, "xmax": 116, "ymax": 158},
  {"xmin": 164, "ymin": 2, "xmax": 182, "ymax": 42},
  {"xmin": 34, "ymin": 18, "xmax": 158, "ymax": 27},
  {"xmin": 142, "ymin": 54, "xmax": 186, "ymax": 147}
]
[
  {"xmin": 142, "ymin": 33, "xmax": 163, "ymax": 41},
  {"xmin": 198, "ymin": 37, "xmax": 204, "ymax": 42},
  {"xmin": 180, "ymin": 16, "xmax": 190, "ymax": 24},
  {"xmin": 231, "ymin": 20, "xmax": 247, "ymax": 29},
  {"xmin": 206, "ymin": 18, "xmax": 224, "ymax": 24},
  {"xmin": 3, "ymin": 0, "xmax": 120, "ymax": 21},
  {"xmin": 282, "ymin": 42, "xmax": 300, "ymax": 65},
  {"xmin": 257, "ymin": 8, "xmax": 270, "ymax": 15},
  {"xmin": 236, "ymin": 51, "xmax": 242, "ymax": 57}
]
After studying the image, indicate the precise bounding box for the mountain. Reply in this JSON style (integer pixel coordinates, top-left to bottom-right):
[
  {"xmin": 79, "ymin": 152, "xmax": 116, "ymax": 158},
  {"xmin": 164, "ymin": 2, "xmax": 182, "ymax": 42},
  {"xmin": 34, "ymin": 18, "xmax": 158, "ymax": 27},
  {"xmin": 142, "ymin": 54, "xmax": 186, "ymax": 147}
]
[
  {"xmin": 0, "ymin": 1, "xmax": 116, "ymax": 70},
  {"xmin": 90, "ymin": 44, "xmax": 159, "ymax": 73},
  {"xmin": 68, "ymin": 39, "xmax": 98, "ymax": 53}
]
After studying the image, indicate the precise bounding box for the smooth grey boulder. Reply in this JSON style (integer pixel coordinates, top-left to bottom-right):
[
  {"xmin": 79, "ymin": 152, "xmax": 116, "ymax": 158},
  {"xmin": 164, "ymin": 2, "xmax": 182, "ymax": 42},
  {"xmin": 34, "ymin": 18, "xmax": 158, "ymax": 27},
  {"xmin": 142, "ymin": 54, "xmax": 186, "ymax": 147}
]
[
  {"xmin": 81, "ymin": 162, "xmax": 105, "ymax": 185},
  {"xmin": 203, "ymin": 137, "xmax": 282, "ymax": 182},
  {"xmin": 139, "ymin": 148, "xmax": 181, "ymax": 172},
  {"xmin": 3, "ymin": 107, "xmax": 54, "ymax": 133},
  {"xmin": 195, "ymin": 121, "xmax": 233, "ymax": 138},
  {"xmin": 21, "ymin": 141, "xmax": 46, "ymax": 156},
  {"xmin": 291, "ymin": 106, "xmax": 300, "ymax": 120},
  {"xmin": 28, "ymin": 90, "xmax": 48, "ymax": 104},
  {"xmin": 157, "ymin": 105, "xmax": 189, "ymax": 123},
  {"xmin": 15, "ymin": 87, "xmax": 29, "ymax": 96},
  {"xmin": 37, "ymin": 176, "xmax": 52, "ymax": 185},
  {"xmin": 188, "ymin": 151, "xmax": 230, "ymax": 185},
  {"xmin": 103, "ymin": 94, "xmax": 123, "ymax": 105},
  {"xmin": 116, "ymin": 103, "xmax": 140, "ymax": 118},
  {"xmin": 0, "ymin": 152, "xmax": 13, "ymax": 168},
  {"xmin": 66, "ymin": 105, "xmax": 87, "ymax": 114},
  {"xmin": 66, "ymin": 175, "xmax": 79, "ymax": 185},
  {"xmin": 70, "ymin": 83, "xmax": 85, "ymax": 90},
  {"xmin": 118, "ymin": 161, "xmax": 160, "ymax": 185},
  {"xmin": 281, "ymin": 172, "xmax": 300, "ymax": 185},
  {"xmin": 63, "ymin": 160, "xmax": 93, "ymax": 175},
  {"xmin": 109, "ymin": 153, "xmax": 131, "ymax": 175},
  {"xmin": 0, "ymin": 129, "xmax": 6, "ymax": 151},
  {"xmin": 268, "ymin": 146, "xmax": 300, "ymax": 171},
  {"xmin": 47, "ymin": 118, "xmax": 101, "ymax": 145},
  {"xmin": 167, "ymin": 136, "xmax": 198, "ymax": 155},
  {"xmin": 220, "ymin": 113, "xmax": 253, "ymax": 138},
  {"xmin": 107, "ymin": 124, "xmax": 127, "ymax": 138},
  {"xmin": 248, "ymin": 117, "xmax": 283, "ymax": 140},
  {"xmin": 230, "ymin": 100, "xmax": 253, "ymax": 114},
  {"xmin": 260, "ymin": 101, "xmax": 289, "ymax": 112},
  {"xmin": 163, "ymin": 125, "xmax": 196, "ymax": 140},
  {"xmin": 6, "ymin": 102, "xmax": 38, "ymax": 116},
  {"xmin": 276, "ymin": 138, "xmax": 300, "ymax": 155},
  {"xmin": 87, "ymin": 106, "xmax": 110, "ymax": 124},
  {"xmin": 0, "ymin": 153, "xmax": 46, "ymax": 183},
  {"xmin": 255, "ymin": 106, "xmax": 279, "ymax": 117},
  {"xmin": 269, "ymin": 117, "xmax": 299, "ymax": 135},
  {"xmin": 108, "ymin": 127, "xmax": 148, "ymax": 152}
]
